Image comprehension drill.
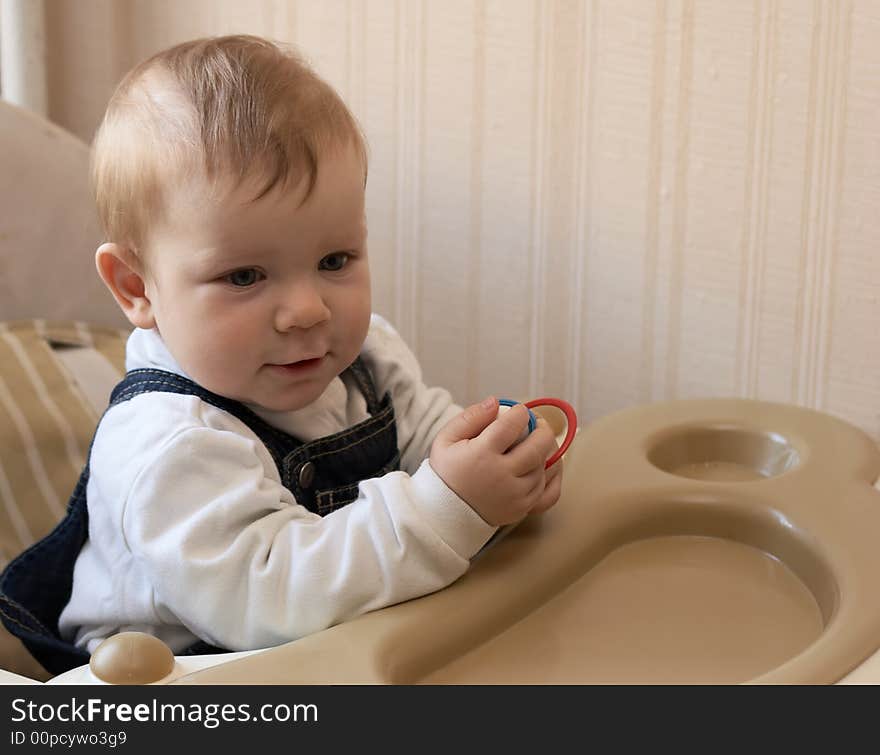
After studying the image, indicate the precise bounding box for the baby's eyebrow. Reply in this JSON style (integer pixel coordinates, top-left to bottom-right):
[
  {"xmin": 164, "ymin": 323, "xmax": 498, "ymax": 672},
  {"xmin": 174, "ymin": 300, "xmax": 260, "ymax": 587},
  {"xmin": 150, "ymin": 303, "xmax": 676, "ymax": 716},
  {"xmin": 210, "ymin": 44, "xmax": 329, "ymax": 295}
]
[
  {"xmin": 331, "ymin": 221, "xmax": 368, "ymax": 246},
  {"xmin": 186, "ymin": 245, "xmax": 264, "ymax": 271}
]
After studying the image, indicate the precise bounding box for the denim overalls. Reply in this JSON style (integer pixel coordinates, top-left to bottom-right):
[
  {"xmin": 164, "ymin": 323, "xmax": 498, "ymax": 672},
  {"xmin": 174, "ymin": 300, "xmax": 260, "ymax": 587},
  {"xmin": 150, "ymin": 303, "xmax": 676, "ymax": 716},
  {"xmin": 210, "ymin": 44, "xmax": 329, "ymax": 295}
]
[{"xmin": 0, "ymin": 357, "xmax": 399, "ymax": 675}]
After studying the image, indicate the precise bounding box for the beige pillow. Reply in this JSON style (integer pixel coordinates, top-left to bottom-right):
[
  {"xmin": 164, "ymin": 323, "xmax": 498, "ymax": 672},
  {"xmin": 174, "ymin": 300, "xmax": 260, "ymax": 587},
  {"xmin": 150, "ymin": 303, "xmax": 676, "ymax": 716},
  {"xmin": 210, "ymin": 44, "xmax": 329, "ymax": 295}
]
[
  {"xmin": 0, "ymin": 319, "xmax": 128, "ymax": 680},
  {"xmin": 0, "ymin": 100, "xmax": 129, "ymax": 330}
]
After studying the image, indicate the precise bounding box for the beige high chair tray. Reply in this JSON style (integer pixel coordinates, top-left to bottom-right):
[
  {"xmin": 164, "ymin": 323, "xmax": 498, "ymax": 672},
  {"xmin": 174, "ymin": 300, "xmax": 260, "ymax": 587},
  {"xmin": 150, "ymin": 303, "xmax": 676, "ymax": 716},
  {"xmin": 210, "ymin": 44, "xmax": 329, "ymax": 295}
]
[{"xmin": 168, "ymin": 398, "xmax": 880, "ymax": 685}]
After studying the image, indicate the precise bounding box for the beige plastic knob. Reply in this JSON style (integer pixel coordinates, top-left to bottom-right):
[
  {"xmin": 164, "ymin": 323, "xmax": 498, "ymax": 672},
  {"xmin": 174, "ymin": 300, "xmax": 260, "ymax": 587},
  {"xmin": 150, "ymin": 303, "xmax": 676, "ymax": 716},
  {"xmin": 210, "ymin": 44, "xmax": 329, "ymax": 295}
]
[{"xmin": 89, "ymin": 632, "xmax": 175, "ymax": 684}]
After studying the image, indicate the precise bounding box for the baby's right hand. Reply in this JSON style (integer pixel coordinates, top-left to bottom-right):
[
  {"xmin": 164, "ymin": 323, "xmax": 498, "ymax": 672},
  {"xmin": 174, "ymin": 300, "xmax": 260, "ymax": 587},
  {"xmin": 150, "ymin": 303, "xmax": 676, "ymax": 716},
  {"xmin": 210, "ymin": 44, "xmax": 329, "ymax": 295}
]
[{"xmin": 429, "ymin": 397, "xmax": 560, "ymax": 526}]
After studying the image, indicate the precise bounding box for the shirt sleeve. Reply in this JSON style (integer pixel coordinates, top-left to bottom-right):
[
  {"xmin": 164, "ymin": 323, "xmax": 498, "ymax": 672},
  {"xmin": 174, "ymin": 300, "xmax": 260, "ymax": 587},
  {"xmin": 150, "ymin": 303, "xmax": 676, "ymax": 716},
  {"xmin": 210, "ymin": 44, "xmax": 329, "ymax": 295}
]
[
  {"xmin": 121, "ymin": 422, "xmax": 496, "ymax": 651},
  {"xmin": 360, "ymin": 314, "xmax": 464, "ymax": 475}
]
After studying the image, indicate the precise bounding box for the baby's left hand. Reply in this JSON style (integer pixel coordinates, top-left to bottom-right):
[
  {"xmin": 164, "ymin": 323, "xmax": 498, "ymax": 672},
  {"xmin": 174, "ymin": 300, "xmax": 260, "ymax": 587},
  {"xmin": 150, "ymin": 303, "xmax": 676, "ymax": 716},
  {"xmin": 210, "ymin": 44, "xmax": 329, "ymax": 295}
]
[{"xmin": 529, "ymin": 417, "xmax": 564, "ymax": 515}]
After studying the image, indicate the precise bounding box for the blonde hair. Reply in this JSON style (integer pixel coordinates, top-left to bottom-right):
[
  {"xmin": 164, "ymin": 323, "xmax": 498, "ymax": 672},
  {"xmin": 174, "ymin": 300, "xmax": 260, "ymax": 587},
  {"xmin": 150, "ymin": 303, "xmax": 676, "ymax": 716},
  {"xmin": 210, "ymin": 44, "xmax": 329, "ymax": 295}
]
[{"xmin": 92, "ymin": 34, "xmax": 366, "ymax": 254}]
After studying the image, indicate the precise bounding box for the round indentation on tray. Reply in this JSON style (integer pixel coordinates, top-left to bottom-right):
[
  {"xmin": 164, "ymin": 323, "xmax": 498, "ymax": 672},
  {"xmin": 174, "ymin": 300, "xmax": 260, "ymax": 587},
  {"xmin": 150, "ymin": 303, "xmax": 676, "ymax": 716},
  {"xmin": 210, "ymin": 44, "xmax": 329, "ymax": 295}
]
[
  {"xmin": 647, "ymin": 426, "xmax": 800, "ymax": 481},
  {"xmin": 423, "ymin": 534, "xmax": 826, "ymax": 684},
  {"xmin": 421, "ymin": 497, "xmax": 839, "ymax": 684}
]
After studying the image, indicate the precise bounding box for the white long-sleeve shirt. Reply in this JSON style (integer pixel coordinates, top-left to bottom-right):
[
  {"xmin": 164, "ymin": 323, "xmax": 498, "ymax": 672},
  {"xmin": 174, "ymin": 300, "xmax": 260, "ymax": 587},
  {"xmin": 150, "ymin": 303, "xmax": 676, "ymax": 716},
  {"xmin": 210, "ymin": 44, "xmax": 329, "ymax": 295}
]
[{"xmin": 59, "ymin": 314, "xmax": 496, "ymax": 653}]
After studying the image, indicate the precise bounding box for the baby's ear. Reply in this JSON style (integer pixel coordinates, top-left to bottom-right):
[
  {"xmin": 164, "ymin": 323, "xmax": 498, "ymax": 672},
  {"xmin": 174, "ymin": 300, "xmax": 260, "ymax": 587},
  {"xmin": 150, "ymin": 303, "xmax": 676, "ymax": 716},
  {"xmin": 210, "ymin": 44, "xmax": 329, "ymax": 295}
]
[{"xmin": 95, "ymin": 243, "xmax": 156, "ymax": 329}]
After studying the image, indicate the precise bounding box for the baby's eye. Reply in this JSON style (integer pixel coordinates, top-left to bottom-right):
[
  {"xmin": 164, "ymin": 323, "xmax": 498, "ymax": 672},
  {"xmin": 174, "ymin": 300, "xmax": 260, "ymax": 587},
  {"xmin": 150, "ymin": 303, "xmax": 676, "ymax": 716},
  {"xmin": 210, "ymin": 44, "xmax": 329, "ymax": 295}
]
[
  {"xmin": 224, "ymin": 268, "xmax": 263, "ymax": 287},
  {"xmin": 319, "ymin": 253, "xmax": 350, "ymax": 272}
]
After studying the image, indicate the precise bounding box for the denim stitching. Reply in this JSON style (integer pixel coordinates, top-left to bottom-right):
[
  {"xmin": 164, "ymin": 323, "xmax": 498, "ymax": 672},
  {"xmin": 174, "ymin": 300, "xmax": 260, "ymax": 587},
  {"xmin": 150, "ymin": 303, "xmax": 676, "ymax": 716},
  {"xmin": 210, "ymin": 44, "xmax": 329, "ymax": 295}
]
[
  {"xmin": 0, "ymin": 600, "xmax": 48, "ymax": 634},
  {"xmin": 283, "ymin": 405, "xmax": 394, "ymax": 467},
  {"xmin": 287, "ymin": 397, "xmax": 393, "ymax": 455},
  {"xmin": 282, "ymin": 420, "xmax": 396, "ymax": 491},
  {"xmin": 313, "ymin": 451, "xmax": 400, "ymax": 515},
  {"xmin": 0, "ymin": 603, "xmax": 50, "ymax": 636},
  {"xmin": 316, "ymin": 486, "xmax": 356, "ymax": 514},
  {"xmin": 310, "ymin": 412, "xmax": 393, "ymax": 458}
]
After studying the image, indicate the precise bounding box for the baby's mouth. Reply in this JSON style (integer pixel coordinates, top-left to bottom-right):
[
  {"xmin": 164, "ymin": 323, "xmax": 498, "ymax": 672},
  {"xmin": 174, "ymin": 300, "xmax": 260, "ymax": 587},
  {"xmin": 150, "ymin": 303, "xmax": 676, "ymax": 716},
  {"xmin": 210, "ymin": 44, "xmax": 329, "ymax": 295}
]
[{"xmin": 270, "ymin": 355, "xmax": 326, "ymax": 372}]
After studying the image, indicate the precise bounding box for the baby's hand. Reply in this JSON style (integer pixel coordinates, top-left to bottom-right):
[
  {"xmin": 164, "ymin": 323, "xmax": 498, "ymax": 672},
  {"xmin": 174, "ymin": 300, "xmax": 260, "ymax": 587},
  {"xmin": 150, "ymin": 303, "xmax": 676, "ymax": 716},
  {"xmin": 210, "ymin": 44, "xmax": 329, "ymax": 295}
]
[{"xmin": 429, "ymin": 397, "xmax": 562, "ymax": 526}]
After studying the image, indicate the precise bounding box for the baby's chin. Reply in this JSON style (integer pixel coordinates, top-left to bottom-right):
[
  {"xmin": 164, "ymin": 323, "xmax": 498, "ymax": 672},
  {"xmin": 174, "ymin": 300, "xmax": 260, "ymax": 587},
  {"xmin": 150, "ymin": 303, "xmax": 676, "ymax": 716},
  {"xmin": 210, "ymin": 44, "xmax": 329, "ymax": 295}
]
[
  {"xmin": 245, "ymin": 380, "xmax": 335, "ymax": 414},
  {"xmin": 250, "ymin": 396, "xmax": 321, "ymax": 413}
]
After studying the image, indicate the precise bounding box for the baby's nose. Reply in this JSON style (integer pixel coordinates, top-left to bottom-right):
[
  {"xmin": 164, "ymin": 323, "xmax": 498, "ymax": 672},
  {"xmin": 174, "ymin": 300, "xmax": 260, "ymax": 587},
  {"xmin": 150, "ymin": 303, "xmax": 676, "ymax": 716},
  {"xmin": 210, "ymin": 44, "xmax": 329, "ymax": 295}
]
[{"xmin": 274, "ymin": 284, "xmax": 330, "ymax": 331}]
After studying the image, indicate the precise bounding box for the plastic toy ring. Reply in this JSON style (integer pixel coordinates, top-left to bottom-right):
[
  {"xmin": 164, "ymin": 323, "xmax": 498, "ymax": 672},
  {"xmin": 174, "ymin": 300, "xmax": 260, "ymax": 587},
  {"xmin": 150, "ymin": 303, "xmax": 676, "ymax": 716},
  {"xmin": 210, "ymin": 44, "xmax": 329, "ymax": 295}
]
[
  {"xmin": 524, "ymin": 397, "xmax": 578, "ymax": 469},
  {"xmin": 498, "ymin": 398, "xmax": 538, "ymax": 433}
]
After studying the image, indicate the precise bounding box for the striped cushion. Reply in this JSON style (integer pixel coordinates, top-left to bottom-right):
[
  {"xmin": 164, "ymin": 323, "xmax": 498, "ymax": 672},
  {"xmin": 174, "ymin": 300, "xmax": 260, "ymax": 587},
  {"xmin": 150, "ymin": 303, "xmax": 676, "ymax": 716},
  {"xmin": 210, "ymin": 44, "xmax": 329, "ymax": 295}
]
[{"xmin": 0, "ymin": 319, "xmax": 129, "ymax": 679}]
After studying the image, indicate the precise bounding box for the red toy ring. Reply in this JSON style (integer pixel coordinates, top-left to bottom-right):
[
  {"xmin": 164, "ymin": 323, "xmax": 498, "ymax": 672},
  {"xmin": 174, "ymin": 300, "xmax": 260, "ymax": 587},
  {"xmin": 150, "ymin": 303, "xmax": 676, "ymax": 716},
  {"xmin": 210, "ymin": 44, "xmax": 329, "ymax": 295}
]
[{"xmin": 524, "ymin": 397, "xmax": 578, "ymax": 469}]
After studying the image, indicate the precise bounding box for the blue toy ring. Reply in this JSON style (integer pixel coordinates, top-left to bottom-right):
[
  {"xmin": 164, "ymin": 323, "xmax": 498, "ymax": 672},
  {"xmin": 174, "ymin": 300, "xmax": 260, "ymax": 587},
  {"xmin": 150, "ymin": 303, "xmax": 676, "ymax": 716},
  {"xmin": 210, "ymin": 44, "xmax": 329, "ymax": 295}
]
[{"xmin": 498, "ymin": 398, "xmax": 538, "ymax": 434}]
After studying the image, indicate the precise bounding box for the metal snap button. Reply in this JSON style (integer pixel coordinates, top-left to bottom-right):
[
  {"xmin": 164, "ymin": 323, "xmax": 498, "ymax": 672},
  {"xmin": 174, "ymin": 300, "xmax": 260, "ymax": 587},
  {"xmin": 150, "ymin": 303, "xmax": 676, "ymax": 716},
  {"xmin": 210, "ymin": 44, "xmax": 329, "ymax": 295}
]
[{"xmin": 297, "ymin": 461, "xmax": 316, "ymax": 489}]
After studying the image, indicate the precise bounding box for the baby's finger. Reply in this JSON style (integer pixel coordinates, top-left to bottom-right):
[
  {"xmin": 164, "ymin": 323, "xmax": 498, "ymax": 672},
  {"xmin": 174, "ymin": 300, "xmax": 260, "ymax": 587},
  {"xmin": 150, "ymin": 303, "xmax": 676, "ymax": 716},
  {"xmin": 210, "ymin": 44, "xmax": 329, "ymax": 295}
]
[
  {"xmin": 434, "ymin": 396, "xmax": 499, "ymax": 447},
  {"xmin": 515, "ymin": 462, "xmax": 545, "ymax": 500},
  {"xmin": 531, "ymin": 465, "xmax": 563, "ymax": 514},
  {"xmin": 506, "ymin": 424, "xmax": 557, "ymax": 475},
  {"xmin": 544, "ymin": 453, "xmax": 564, "ymax": 480},
  {"xmin": 479, "ymin": 402, "xmax": 532, "ymax": 454},
  {"xmin": 535, "ymin": 418, "xmax": 561, "ymax": 464}
]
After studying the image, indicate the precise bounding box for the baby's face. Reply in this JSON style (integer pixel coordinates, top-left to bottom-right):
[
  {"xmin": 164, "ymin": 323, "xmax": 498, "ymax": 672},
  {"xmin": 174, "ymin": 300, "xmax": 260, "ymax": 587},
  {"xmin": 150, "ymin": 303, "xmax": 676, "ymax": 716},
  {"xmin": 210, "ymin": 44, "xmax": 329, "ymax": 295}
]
[{"xmin": 140, "ymin": 142, "xmax": 371, "ymax": 411}]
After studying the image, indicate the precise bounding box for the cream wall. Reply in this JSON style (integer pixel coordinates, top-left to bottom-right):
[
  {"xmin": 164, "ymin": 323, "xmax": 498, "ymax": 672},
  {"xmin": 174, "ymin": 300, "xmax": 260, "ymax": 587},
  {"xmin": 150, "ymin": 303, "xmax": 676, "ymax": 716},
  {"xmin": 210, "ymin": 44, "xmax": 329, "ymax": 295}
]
[{"xmin": 41, "ymin": 0, "xmax": 880, "ymax": 439}]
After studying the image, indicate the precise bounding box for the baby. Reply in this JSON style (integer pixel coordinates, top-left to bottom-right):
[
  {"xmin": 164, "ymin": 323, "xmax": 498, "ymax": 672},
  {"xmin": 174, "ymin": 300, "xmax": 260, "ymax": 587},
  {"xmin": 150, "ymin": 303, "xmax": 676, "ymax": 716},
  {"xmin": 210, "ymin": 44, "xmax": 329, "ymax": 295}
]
[{"xmin": 0, "ymin": 35, "xmax": 562, "ymax": 674}]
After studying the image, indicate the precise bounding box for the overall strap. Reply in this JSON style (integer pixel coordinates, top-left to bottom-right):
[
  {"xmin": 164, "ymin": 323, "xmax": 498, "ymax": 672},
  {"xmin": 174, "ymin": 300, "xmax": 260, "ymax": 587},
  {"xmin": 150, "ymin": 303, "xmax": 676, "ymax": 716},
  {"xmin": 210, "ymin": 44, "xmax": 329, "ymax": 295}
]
[
  {"xmin": 115, "ymin": 356, "xmax": 381, "ymax": 427},
  {"xmin": 345, "ymin": 357, "xmax": 383, "ymax": 414},
  {"xmin": 112, "ymin": 356, "xmax": 383, "ymax": 469},
  {"xmin": 110, "ymin": 370, "xmax": 296, "ymax": 466}
]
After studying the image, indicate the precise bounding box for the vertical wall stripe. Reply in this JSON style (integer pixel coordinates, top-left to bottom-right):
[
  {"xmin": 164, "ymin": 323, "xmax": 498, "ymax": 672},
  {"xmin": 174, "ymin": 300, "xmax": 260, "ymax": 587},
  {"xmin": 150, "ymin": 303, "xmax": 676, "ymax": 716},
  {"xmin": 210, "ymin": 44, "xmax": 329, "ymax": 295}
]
[
  {"xmin": 792, "ymin": 2, "xmax": 821, "ymax": 404},
  {"xmin": 795, "ymin": 1, "xmax": 850, "ymax": 409},
  {"xmin": 817, "ymin": 1, "xmax": 852, "ymax": 409},
  {"xmin": 641, "ymin": 0, "xmax": 668, "ymax": 403},
  {"xmin": 110, "ymin": 0, "xmax": 133, "ymax": 82},
  {"xmin": 268, "ymin": 0, "xmax": 289, "ymax": 37},
  {"xmin": 737, "ymin": 0, "xmax": 777, "ymax": 397},
  {"xmin": 801, "ymin": 0, "xmax": 830, "ymax": 407},
  {"xmin": 414, "ymin": 0, "xmax": 426, "ymax": 356},
  {"xmin": 288, "ymin": 0, "xmax": 298, "ymax": 41},
  {"xmin": 754, "ymin": 1, "xmax": 779, "ymax": 396},
  {"xmin": 393, "ymin": 0, "xmax": 423, "ymax": 351},
  {"xmin": 345, "ymin": 0, "xmax": 366, "ymax": 116},
  {"xmin": 569, "ymin": 0, "xmax": 597, "ymax": 411},
  {"xmin": 527, "ymin": 0, "xmax": 550, "ymax": 397},
  {"xmin": 260, "ymin": 0, "xmax": 274, "ymax": 33},
  {"xmin": 665, "ymin": 0, "xmax": 695, "ymax": 400},
  {"xmin": 736, "ymin": 0, "xmax": 760, "ymax": 396},
  {"xmin": 344, "ymin": 0, "xmax": 353, "ymax": 101},
  {"xmin": 392, "ymin": 0, "xmax": 403, "ymax": 330},
  {"xmin": 809, "ymin": 1, "xmax": 836, "ymax": 408},
  {"xmin": 465, "ymin": 2, "xmax": 487, "ymax": 402}
]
